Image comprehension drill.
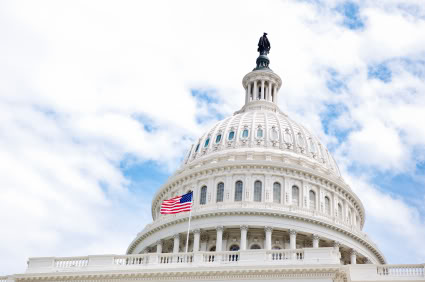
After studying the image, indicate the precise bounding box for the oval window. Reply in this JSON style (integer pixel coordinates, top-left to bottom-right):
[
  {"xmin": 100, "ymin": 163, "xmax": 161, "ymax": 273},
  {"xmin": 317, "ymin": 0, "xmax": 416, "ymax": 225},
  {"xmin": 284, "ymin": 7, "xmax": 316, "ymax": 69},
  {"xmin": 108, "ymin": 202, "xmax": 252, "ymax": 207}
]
[
  {"xmin": 257, "ymin": 128, "xmax": 263, "ymax": 138},
  {"xmin": 204, "ymin": 138, "xmax": 210, "ymax": 148},
  {"xmin": 215, "ymin": 134, "xmax": 222, "ymax": 143},
  {"xmin": 242, "ymin": 129, "xmax": 249, "ymax": 138},
  {"xmin": 228, "ymin": 131, "xmax": 235, "ymax": 140},
  {"xmin": 195, "ymin": 144, "xmax": 200, "ymax": 152}
]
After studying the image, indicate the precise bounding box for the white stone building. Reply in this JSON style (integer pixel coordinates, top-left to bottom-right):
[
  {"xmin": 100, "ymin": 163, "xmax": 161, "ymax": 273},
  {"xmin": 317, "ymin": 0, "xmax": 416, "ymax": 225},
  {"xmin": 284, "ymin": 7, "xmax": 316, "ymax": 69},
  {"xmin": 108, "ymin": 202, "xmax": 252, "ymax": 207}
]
[{"xmin": 3, "ymin": 38, "xmax": 424, "ymax": 282}]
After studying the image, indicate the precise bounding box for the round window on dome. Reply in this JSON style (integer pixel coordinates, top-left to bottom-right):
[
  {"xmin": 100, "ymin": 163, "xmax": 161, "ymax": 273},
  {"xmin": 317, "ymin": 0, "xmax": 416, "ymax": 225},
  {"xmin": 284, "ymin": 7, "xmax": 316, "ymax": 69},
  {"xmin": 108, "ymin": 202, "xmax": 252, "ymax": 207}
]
[
  {"xmin": 256, "ymin": 128, "xmax": 263, "ymax": 138},
  {"xmin": 242, "ymin": 129, "xmax": 249, "ymax": 138},
  {"xmin": 228, "ymin": 131, "xmax": 235, "ymax": 141},
  {"xmin": 204, "ymin": 138, "xmax": 210, "ymax": 148},
  {"xmin": 215, "ymin": 134, "xmax": 222, "ymax": 143}
]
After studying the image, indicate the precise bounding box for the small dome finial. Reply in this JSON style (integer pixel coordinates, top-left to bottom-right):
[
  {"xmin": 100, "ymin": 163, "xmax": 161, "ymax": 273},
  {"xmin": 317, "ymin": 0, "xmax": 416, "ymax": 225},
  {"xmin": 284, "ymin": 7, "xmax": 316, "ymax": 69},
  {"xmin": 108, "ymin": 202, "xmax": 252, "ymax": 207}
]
[{"xmin": 254, "ymin": 33, "xmax": 271, "ymax": 71}]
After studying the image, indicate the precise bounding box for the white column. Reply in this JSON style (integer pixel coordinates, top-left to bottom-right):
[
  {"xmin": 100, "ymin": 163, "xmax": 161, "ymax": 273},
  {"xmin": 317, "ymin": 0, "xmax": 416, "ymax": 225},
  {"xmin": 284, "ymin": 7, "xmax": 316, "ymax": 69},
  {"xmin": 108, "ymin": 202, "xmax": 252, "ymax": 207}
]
[
  {"xmin": 245, "ymin": 87, "xmax": 249, "ymax": 104},
  {"xmin": 156, "ymin": 240, "xmax": 163, "ymax": 254},
  {"xmin": 261, "ymin": 80, "xmax": 265, "ymax": 100},
  {"xmin": 173, "ymin": 234, "xmax": 180, "ymax": 254},
  {"xmin": 267, "ymin": 83, "xmax": 272, "ymax": 101},
  {"xmin": 216, "ymin": 226, "xmax": 223, "ymax": 252},
  {"xmin": 265, "ymin": 226, "xmax": 273, "ymax": 250},
  {"xmin": 254, "ymin": 81, "xmax": 258, "ymax": 100},
  {"xmin": 273, "ymin": 85, "xmax": 277, "ymax": 103},
  {"xmin": 289, "ymin": 229, "xmax": 297, "ymax": 250},
  {"xmin": 247, "ymin": 83, "xmax": 252, "ymax": 102},
  {"xmin": 312, "ymin": 234, "xmax": 320, "ymax": 248},
  {"xmin": 350, "ymin": 250, "xmax": 357, "ymax": 265},
  {"xmin": 240, "ymin": 225, "xmax": 248, "ymax": 250},
  {"xmin": 193, "ymin": 229, "xmax": 200, "ymax": 252}
]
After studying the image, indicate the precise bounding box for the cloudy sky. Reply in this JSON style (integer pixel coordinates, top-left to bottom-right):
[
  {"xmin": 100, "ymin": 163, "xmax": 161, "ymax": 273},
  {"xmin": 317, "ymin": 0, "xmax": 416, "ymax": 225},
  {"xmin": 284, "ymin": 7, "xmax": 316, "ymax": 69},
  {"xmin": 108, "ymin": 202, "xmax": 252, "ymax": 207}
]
[{"xmin": 1, "ymin": 0, "xmax": 425, "ymax": 275}]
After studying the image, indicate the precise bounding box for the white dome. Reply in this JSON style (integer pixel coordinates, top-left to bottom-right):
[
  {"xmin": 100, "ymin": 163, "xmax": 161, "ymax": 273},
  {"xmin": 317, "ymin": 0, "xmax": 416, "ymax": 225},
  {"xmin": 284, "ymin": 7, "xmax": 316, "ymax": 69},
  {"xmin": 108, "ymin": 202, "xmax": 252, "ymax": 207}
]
[
  {"xmin": 183, "ymin": 105, "xmax": 341, "ymax": 178},
  {"xmin": 127, "ymin": 59, "xmax": 386, "ymax": 266}
]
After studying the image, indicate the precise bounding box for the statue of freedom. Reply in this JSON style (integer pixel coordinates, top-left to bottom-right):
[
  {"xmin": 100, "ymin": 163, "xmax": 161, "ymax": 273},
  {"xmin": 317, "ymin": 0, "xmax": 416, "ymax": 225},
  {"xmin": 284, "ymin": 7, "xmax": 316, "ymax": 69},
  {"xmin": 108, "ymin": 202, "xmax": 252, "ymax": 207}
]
[{"xmin": 257, "ymin": 33, "xmax": 271, "ymax": 55}]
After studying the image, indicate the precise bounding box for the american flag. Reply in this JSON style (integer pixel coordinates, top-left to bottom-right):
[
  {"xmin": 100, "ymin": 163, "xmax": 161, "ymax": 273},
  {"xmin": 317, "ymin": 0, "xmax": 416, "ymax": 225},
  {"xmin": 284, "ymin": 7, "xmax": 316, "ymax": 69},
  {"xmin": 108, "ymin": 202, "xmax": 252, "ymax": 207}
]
[{"xmin": 160, "ymin": 192, "xmax": 193, "ymax": 214}]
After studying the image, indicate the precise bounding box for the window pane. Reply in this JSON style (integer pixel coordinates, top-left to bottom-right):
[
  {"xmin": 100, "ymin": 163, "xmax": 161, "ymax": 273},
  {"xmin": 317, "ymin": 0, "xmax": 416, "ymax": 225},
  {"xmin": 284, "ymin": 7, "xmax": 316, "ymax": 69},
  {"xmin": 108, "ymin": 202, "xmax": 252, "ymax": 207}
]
[
  {"xmin": 216, "ymin": 183, "xmax": 224, "ymax": 202},
  {"xmin": 273, "ymin": 182, "xmax": 281, "ymax": 203},
  {"xmin": 228, "ymin": 131, "xmax": 235, "ymax": 140},
  {"xmin": 242, "ymin": 129, "xmax": 249, "ymax": 138},
  {"xmin": 204, "ymin": 138, "xmax": 210, "ymax": 148},
  {"xmin": 200, "ymin": 186, "xmax": 207, "ymax": 205},
  {"xmin": 215, "ymin": 134, "xmax": 222, "ymax": 143},
  {"xmin": 325, "ymin": 197, "xmax": 331, "ymax": 215},
  {"xmin": 309, "ymin": 190, "xmax": 316, "ymax": 210},
  {"xmin": 257, "ymin": 129, "xmax": 263, "ymax": 138},
  {"xmin": 235, "ymin": 181, "xmax": 243, "ymax": 201},
  {"xmin": 338, "ymin": 204, "xmax": 343, "ymax": 219},
  {"xmin": 195, "ymin": 144, "xmax": 200, "ymax": 152},
  {"xmin": 254, "ymin": 181, "xmax": 262, "ymax": 202},
  {"xmin": 292, "ymin": 186, "xmax": 299, "ymax": 206}
]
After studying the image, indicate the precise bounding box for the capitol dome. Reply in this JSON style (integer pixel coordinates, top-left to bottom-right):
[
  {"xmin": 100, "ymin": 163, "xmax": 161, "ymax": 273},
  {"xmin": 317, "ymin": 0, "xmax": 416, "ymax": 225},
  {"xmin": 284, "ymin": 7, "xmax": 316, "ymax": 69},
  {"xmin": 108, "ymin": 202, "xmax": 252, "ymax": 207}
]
[
  {"xmin": 22, "ymin": 34, "xmax": 425, "ymax": 282},
  {"xmin": 125, "ymin": 42, "xmax": 386, "ymax": 266}
]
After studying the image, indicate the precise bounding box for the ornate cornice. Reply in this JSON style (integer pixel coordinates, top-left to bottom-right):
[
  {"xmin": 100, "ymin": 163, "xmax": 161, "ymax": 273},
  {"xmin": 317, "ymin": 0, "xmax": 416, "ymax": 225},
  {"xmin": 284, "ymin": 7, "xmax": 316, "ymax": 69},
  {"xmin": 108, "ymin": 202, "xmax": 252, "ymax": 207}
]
[{"xmin": 14, "ymin": 266, "xmax": 347, "ymax": 281}]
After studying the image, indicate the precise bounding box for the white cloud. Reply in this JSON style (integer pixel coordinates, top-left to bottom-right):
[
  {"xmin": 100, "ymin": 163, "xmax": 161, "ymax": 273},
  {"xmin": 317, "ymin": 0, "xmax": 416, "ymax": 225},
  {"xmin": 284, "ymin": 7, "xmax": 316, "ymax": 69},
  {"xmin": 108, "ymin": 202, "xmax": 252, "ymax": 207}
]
[{"xmin": 1, "ymin": 0, "xmax": 425, "ymax": 275}]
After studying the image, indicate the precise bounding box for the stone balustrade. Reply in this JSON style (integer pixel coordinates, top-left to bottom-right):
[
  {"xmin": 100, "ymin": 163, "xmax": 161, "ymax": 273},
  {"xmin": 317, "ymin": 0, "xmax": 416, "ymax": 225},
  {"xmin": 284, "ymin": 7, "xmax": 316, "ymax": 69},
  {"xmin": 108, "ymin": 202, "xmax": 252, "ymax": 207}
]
[
  {"xmin": 26, "ymin": 247, "xmax": 339, "ymax": 274},
  {"xmin": 348, "ymin": 264, "xmax": 425, "ymax": 281},
  {"xmin": 377, "ymin": 264, "xmax": 425, "ymax": 277},
  {"xmin": 0, "ymin": 276, "xmax": 8, "ymax": 282}
]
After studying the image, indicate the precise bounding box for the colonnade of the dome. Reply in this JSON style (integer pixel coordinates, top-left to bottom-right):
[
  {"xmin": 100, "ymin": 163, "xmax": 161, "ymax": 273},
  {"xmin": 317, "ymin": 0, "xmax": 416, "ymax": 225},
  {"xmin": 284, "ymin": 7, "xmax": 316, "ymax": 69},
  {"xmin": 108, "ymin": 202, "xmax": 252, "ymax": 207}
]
[{"xmin": 138, "ymin": 225, "xmax": 368, "ymax": 265}]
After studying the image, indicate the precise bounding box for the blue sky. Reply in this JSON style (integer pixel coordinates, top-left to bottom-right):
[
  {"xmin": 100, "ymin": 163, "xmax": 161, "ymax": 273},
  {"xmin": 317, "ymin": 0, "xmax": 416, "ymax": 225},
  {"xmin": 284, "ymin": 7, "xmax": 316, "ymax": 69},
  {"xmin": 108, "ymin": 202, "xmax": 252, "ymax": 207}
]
[{"xmin": 1, "ymin": 0, "xmax": 425, "ymax": 275}]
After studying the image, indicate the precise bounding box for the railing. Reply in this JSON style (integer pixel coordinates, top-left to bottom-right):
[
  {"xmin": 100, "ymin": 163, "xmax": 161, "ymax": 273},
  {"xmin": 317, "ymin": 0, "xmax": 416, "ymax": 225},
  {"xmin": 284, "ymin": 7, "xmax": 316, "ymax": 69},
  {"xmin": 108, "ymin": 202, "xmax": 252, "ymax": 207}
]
[
  {"xmin": 158, "ymin": 253, "xmax": 193, "ymax": 264},
  {"xmin": 202, "ymin": 251, "xmax": 240, "ymax": 263},
  {"xmin": 267, "ymin": 249, "xmax": 303, "ymax": 261},
  {"xmin": 0, "ymin": 276, "xmax": 8, "ymax": 282},
  {"xmin": 29, "ymin": 248, "xmax": 332, "ymax": 273},
  {"xmin": 54, "ymin": 257, "xmax": 89, "ymax": 268},
  {"xmin": 377, "ymin": 264, "xmax": 425, "ymax": 277},
  {"xmin": 114, "ymin": 254, "xmax": 149, "ymax": 265}
]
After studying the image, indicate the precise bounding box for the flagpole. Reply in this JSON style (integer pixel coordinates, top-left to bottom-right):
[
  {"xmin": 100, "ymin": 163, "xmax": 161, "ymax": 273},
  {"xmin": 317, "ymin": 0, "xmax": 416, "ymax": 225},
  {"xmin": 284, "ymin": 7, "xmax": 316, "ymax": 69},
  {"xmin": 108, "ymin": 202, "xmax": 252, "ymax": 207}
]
[{"xmin": 185, "ymin": 197, "xmax": 193, "ymax": 254}]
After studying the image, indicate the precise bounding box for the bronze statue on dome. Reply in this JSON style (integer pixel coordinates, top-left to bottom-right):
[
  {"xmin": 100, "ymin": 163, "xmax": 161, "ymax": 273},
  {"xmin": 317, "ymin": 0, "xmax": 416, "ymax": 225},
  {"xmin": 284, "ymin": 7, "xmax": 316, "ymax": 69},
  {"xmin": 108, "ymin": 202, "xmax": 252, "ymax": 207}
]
[{"xmin": 257, "ymin": 32, "xmax": 271, "ymax": 55}]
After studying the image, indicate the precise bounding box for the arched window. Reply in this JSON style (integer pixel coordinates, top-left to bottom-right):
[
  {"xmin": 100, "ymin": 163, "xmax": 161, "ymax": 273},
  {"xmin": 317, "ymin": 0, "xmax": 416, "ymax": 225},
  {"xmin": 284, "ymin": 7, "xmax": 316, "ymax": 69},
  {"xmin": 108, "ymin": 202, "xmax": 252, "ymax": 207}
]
[
  {"xmin": 292, "ymin": 186, "xmax": 299, "ymax": 207},
  {"xmin": 195, "ymin": 143, "xmax": 200, "ymax": 152},
  {"xmin": 257, "ymin": 128, "xmax": 263, "ymax": 138},
  {"xmin": 229, "ymin": 245, "xmax": 240, "ymax": 251},
  {"xmin": 209, "ymin": 246, "xmax": 216, "ymax": 252},
  {"xmin": 338, "ymin": 203, "xmax": 343, "ymax": 219},
  {"xmin": 228, "ymin": 131, "xmax": 235, "ymax": 141},
  {"xmin": 242, "ymin": 129, "xmax": 249, "ymax": 138},
  {"xmin": 215, "ymin": 134, "xmax": 222, "ymax": 143},
  {"xmin": 309, "ymin": 190, "xmax": 316, "ymax": 210},
  {"xmin": 234, "ymin": 181, "xmax": 243, "ymax": 202},
  {"xmin": 271, "ymin": 128, "xmax": 278, "ymax": 141},
  {"xmin": 216, "ymin": 182, "xmax": 224, "ymax": 203},
  {"xmin": 325, "ymin": 196, "xmax": 331, "ymax": 215},
  {"xmin": 273, "ymin": 182, "xmax": 281, "ymax": 203},
  {"xmin": 254, "ymin": 181, "xmax": 262, "ymax": 202},
  {"xmin": 200, "ymin": 186, "xmax": 207, "ymax": 205},
  {"xmin": 250, "ymin": 244, "xmax": 261, "ymax": 250},
  {"xmin": 204, "ymin": 138, "xmax": 210, "ymax": 148}
]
